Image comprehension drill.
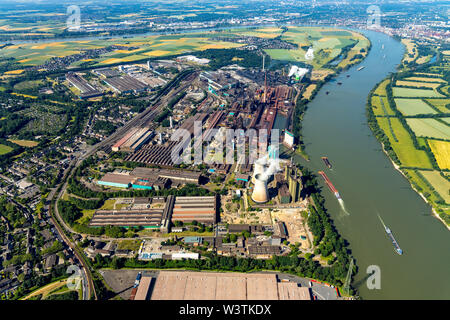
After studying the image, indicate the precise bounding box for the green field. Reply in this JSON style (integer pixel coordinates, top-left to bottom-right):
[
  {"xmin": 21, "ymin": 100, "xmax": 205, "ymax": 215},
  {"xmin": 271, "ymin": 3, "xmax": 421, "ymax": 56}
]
[
  {"xmin": 373, "ymin": 79, "xmax": 389, "ymax": 96},
  {"xmin": 263, "ymin": 26, "xmax": 369, "ymax": 68},
  {"xmin": 425, "ymin": 98, "xmax": 450, "ymax": 113},
  {"xmin": 392, "ymin": 87, "xmax": 445, "ymax": 98},
  {"xmin": 371, "ymin": 95, "xmax": 396, "ymax": 116},
  {"xmin": 376, "ymin": 117, "xmax": 433, "ymax": 168},
  {"xmin": 0, "ymin": 26, "xmax": 370, "ymax": 72},
  {"xmin": 0, "ymin": 144, "xmax": 13, "ymax": 155},
  {"xmin": 419, "ymin": 170, "xmax": 450, "ymax": 204},
  {"xmin": 404, "ymin": 169, "xmax": 444, "ymax": 204},
  {"xmin": 406, "ymin": 118, "xmax": 450, "ymax": 140},
  {"xmin": 394, "ymin": 98, "xmax": 438, "ymax": 116}
]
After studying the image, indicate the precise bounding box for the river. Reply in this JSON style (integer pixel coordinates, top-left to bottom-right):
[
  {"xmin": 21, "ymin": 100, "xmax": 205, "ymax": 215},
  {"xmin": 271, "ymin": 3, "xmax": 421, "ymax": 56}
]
[{"xmin": 285, "ymin": 30, "xmax": 450, "ymax": 299}]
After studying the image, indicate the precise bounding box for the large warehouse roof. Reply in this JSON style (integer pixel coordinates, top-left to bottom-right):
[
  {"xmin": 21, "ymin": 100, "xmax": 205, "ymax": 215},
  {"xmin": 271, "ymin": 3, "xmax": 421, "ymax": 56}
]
[{"xmin": 148, "ymin": 271, "xmax": 311, "ymax": 300}]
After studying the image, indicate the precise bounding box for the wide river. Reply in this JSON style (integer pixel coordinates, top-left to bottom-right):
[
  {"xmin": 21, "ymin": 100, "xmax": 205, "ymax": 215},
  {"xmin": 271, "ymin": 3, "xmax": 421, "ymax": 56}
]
[{"xmin": 287, "ymin": 29, "xmax": 450, "ymax": 299}]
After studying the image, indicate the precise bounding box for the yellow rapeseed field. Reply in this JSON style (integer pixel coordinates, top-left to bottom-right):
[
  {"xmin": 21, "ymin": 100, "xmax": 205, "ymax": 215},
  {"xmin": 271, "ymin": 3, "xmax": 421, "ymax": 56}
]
[{"xmin": 428, "ymin": 139, "xmax": 450, "ymax": 170}]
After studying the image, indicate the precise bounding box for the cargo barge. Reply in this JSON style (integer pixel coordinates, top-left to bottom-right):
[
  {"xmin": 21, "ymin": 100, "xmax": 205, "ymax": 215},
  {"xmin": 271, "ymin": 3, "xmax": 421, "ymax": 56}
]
[
  {"xmin": 318, "ymin": 171, "xmax": 341, "ymax": 200},
  {"xmin": 321, "ymin": 156, "xmax": 332, "ymax": 169},
  {"xmin": 378, "ymin": 214, "xmax": 403, "ymax": 255},
  {"xmin": 357, "ymin": 66, "xmax": 365, "ymax": 71}
]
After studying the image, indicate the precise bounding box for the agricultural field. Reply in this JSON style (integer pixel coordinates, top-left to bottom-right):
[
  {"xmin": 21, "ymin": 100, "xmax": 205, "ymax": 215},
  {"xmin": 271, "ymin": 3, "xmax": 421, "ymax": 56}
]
[
  {"xmin": 392, "ymin": 87, "xmax": 444, "ymax": 98},
  {"xmin": 0, "ymin": 26, "xmax": 369, "ymax": 75},
  {"xmin": 419, "ymin": 170, "xmax": 450, "ymax": 204},
  {"xmin": 264, "ymin": 26, "xmax": 369, "ymax": 69},
  {"xmin": 404, "ymin": 77, "xmax": 446, "ymax": 83},
  {"xmin": 395, "ymin": 80, "xmax": 441, "ymax": 89},
  {"xmin": 373, "ymin": 79, "xmax": 389, "ymax": 96},
  {"xmin": 235, "ymin": 27, "xmax": 283, "ymax": 39},
  {"xmin": 7, "ymin": 139, "xmax": 39, "ymax": 147},
  {"xmin": 427, "ymin": 139, "xmax": 450, "ymax": 170},
  {"xmin": 394, "ymin": 98, "xmax": 438, "ymax": 116},
  {"xmin": 0, "ymin": 34, "xmax": 244, "ymax": 68},
  {"xmin": 406, "ymin": 118, "xmax": 450, "ymax": 140},
  {"xmin": 371, "ymin": 95, "xmax": 395, "ymax": 116},
  {"xmin": 0, "ymin": 144, "xmax": 13, "ymax": 155},
  {"xmin": 425, "ymin": 99, "xmax": 450, "ymax": 113},
  {"xmin": 404, "ymin": 169, "xmax": 443, "ymax": 205},
  {"xmin": 375, "ymin": 117, "xmax": 433, "ymax": 168},
  {"xmin": 302, "ymin": 84, "xmax": 317, "ymax": 100}
]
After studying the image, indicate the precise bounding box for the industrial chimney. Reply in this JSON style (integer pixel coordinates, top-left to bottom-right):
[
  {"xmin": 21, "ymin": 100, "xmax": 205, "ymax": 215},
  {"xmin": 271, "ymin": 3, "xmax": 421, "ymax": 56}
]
[{"xmin": 251, "ymin": 173, "xmax": 269, "ymax": 204}]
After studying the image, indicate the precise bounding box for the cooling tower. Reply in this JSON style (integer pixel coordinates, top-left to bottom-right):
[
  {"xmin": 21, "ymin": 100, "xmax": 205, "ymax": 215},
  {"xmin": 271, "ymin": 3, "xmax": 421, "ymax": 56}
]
[
  {"xmin": 251, "ymin": 174, "xmax": 269, "ymax": 204},
  {"xmin": 252, "ymin": 158, "xmax": 267, "ymax": 184}
]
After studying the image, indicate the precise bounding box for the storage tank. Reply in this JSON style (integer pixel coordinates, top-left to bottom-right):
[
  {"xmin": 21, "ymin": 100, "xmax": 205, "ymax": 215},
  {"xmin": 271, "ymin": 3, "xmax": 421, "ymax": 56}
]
[{"xmin": 251, "ymin": 173, "xmax": 269, "ymax": 203}]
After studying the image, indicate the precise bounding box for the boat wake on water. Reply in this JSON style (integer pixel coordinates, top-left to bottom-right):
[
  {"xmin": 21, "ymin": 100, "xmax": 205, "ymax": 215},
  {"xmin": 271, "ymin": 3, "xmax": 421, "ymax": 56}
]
[{"xmin": 338, "ymin": 199, "xmax": 350, "ymax": 216}]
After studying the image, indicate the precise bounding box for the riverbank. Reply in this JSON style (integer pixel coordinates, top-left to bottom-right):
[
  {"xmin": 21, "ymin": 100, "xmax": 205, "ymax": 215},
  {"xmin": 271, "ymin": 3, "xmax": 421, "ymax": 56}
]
[
  {"xmin": 365, "ymin": 46, "xmax": 450, "ymax": 229},
  {"xmin": 291, "ymin": 32, "xmax": 372, "ymax": 159},
  {"xmin": 290, "ymin": 29, "xmax": 450, "ymax": 299},
  {"xmin": 378, "ymin": 135, "xmax": 450, "ymax": 231}
]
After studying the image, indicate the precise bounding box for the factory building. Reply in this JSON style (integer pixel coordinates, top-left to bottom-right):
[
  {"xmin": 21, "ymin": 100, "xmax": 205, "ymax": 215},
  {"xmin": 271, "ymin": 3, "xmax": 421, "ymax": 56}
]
[
  {"xmin": 93, "ymin": 68, "xmax": 121, "ymax": 78},
  {"xmin": 137, "ymin": 271, "xmax": 311, "ymax": 300},
  {"xmin": 125, "ymin": 143, "xmax": 176, "ymax": 166},
  {"xmin": 283, "ymin": 130, "xmax": 295, "ymax": 148},
  {"xmin": 114, "ymin": 127, "xmax": 153, "ymax": 152},
  {"xmin": 130, "ymin": 167, "xmax": 201, "ymax": 185},
  {"xmin": 89, "ymin": 208, "xmax": 163, "ymax": 228},
  {"xmin": 171, "ymin": 196, "xmax": 218, "ymax": 225},
  {"xmin": 97, "ymin": 167, "xmax": 202, "ymax": 190},
  {"xmin": 97, "ymin": 171, "xmax": 167, "ymax": 190},
  {"xmin": 286, "ymin": 164, "xmax": 302, "ymax": 203},
  {"xmin": 97, "ymin": 172, "xmax": 133, "ymax": 189},
  {"xmin": 66, "ymin": 72, "xmax": 103, "ymax": 99},
  {"xmin": 104, "ymin": 74, "xmax": 148, "ymax": 94},
  {"xmin": 278, "ymin": 183, "xmax": 291, "ymax": 204}
]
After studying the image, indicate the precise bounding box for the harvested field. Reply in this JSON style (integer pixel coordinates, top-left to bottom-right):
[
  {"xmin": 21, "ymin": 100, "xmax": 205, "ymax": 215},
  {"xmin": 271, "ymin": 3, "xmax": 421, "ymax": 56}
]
[
  {"xmin": 406, "ymin": 118, "xmax": 450, "ymax": 140},
  {"xmin": 8, "ymin": 139, "xmax": 39, "ymax": 147},
  {"xmin": 394, "ymin": 98, "xmax": 437, "ymax": 116},
  {"xmin": 392, "ymin": 87, "xmax": 444, "ymax": 98},
  {"xmin": 404, "ymin": 77, "xmax": 446, "ymax": 83},
  {"xmin": 396, "ymin": 80, "xmax": 441, "ymax": 89},
  {"xmin": 419, "ymin": 170, "xmax": 450, "ymax": 204},
  {"xmin": 302, "ymin": 84, "xmax": 317, "ymax": 100}
]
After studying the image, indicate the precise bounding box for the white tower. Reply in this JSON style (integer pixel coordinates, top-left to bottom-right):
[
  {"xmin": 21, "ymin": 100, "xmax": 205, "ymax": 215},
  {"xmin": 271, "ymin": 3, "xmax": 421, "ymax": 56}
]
[{"xmin": 251, "ymin": 174, "xmax": 269, "ymax": 204}]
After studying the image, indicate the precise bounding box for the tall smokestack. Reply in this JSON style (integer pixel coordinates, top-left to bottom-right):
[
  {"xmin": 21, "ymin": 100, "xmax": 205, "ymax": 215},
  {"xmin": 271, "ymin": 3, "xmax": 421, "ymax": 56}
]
[
  {"xmin": 169, "ymin": 116, "xmax": 173, "ymax": 128},
  {"xmin": 264, "ymin": 72, "xmax": 267, "ymax": 103},
  {"xmin": 252, "ymin": 173, "xmax": 269, "ymax": 203}
]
